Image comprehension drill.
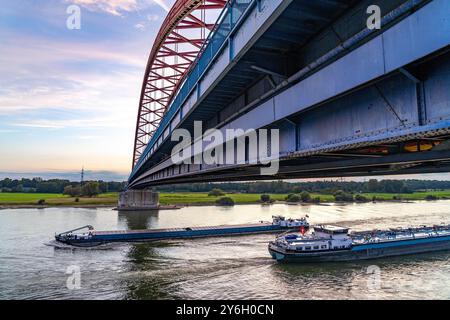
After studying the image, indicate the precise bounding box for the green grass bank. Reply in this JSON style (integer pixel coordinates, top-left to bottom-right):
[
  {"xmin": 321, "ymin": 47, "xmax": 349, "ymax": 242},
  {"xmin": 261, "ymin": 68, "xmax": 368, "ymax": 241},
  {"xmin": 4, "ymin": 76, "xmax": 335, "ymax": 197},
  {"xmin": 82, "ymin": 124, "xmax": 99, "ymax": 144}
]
[{"xmin": 2, "ymin": 190, "xmax": 450, "ymax": 207}]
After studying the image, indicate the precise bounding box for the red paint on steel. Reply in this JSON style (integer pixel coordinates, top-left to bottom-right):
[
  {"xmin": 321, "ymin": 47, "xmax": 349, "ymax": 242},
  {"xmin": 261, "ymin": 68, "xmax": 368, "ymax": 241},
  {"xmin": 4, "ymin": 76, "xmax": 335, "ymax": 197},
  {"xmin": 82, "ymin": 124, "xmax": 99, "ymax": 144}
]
[{"xmin": 133, "ymin": 0, "xmax": 227, "ymax": 168}]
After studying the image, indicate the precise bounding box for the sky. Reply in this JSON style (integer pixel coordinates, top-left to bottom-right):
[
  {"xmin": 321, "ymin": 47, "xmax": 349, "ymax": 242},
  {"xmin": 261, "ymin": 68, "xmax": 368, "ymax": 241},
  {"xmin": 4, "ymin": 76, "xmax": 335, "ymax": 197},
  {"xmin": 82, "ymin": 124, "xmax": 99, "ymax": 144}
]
[{"xmin": 0, "ymin": 0, "xmax": 175, "ymax": 178}]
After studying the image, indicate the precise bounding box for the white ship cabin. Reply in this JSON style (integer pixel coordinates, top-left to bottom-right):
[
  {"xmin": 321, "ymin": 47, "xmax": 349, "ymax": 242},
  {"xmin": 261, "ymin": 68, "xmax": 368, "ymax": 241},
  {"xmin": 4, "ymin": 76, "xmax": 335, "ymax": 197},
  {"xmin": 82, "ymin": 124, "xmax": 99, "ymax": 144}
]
[
  {"xmin": 313, "ymin": 225, "xmax": 350, "ymax": 239},
  {"xmin": 278, "ymin": 225, "xmax": 352, "ymax": 252},
  {"xmin": 272, "ymin": 216, "xmax": 309, "ymax": 228}
]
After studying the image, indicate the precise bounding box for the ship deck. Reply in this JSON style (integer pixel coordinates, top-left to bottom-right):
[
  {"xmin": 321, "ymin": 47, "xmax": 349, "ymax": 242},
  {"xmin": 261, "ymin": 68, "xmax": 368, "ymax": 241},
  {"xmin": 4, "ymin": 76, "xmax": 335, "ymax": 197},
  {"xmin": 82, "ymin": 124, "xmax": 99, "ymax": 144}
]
[
  {"xmin": 352, "ymin": 228, "xmax": 450, "ymax": 245},
  {"xmin": 93, "ymin": 222, "xmax": 275, "ymax": 236}
]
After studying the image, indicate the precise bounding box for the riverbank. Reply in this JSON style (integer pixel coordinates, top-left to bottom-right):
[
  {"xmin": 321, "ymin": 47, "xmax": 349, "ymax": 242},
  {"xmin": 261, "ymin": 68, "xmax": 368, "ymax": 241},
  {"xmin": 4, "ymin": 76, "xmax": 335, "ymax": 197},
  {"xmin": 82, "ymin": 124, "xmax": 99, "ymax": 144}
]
[
  {"xmin": 0, "ymin": 193, "xmax": 118, "ymax": 209},
  {"xmin": 159, "ymin": 191, "xmax": 450, "ymax": 205},
  {"xmin": 1, "ymin": 191, "xmax": 450, "ymax": 209}
]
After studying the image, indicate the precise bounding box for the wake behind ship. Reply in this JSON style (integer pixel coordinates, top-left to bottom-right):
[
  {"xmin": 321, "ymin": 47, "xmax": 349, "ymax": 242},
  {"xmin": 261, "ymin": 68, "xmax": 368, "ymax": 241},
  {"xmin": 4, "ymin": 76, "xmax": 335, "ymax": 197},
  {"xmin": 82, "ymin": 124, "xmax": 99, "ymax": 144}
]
[{"xmin": 269, "ymin": 224, "xmax": 450, "ymax": 263}]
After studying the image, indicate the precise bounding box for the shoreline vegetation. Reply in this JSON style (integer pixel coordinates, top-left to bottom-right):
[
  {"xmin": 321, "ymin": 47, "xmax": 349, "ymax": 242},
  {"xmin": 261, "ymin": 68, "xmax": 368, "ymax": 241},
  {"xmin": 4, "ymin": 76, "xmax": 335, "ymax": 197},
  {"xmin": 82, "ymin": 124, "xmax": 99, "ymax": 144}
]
[{"xmin": 1, "ymin": 190, "xmax": 450, "ymax": 209}]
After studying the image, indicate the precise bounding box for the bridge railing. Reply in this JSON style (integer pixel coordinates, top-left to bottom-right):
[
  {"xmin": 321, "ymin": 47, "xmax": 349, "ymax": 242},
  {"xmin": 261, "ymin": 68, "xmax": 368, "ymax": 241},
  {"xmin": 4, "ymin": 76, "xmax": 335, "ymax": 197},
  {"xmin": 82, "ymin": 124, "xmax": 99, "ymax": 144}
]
[{"xmin": 130, "ymin": 0, "xmax": 254, "ymax": 181}]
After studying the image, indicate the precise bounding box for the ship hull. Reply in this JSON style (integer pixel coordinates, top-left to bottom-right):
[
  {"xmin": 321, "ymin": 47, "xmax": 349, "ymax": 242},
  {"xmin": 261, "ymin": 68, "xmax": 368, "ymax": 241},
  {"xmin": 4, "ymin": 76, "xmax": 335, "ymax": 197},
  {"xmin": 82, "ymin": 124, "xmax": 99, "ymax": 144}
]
[
  {"xmin": 269, "ymin": 235, "xmax": 450, "ymax": 263},
  {"xmin": 57, "ymin": 223, "xmax": 287, "ymax": 247}
]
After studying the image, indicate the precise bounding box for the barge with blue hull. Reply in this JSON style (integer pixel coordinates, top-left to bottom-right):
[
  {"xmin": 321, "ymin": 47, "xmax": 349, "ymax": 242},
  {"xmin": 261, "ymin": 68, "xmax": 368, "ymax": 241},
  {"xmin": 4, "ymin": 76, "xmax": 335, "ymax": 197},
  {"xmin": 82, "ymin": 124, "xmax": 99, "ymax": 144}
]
[
  {"xmin": 269, "ymin": 224, "xmax": 450, "ymax": 263},
  {"xmin": 55, "ymin": 216, "xmax": 308, "ymax": 247}
]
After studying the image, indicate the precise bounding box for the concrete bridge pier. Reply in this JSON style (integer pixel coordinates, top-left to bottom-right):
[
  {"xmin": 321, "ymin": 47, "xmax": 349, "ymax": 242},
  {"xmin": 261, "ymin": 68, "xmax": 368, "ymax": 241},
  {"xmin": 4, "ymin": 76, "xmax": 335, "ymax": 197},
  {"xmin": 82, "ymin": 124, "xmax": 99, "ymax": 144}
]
[{"xmin": 118, "ymin": 189, "xmax": 160, "ymax": 211}]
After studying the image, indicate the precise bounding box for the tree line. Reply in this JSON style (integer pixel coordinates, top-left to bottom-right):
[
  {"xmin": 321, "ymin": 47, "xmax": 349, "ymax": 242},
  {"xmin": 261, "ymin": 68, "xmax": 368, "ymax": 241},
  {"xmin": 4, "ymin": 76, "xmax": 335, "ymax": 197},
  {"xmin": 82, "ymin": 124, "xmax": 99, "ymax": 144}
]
[
  {"xmin": 156, "ymin": 179, "xmax": 450, "ymax": 194},
  {"xmin": 1, "ymin": 178, "xmax": 450, "ymax": 195},
  {"xmin": 0, "ymin": 178, "xmax": 126, "ymax": 195}
]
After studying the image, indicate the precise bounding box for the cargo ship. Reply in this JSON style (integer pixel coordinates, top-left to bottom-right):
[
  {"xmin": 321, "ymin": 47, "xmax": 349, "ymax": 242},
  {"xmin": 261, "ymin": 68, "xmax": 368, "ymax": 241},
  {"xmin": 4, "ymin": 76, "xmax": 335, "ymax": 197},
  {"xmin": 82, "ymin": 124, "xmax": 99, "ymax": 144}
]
[
  {"xmin": 54, "ymin": 216, "xmax": 309, "ymax": 247},
  {"xmin": 269, "ymin": 223, "xmax": 450, "ymax": 263}
]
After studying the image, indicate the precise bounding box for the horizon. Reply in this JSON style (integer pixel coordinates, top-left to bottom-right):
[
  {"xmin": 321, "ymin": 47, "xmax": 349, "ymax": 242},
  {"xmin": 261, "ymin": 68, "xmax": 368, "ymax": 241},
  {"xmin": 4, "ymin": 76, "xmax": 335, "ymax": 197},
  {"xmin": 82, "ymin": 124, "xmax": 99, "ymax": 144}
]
[{"xmin": 1, "ymin": 170, "xmax": 450, "ymax": 183}]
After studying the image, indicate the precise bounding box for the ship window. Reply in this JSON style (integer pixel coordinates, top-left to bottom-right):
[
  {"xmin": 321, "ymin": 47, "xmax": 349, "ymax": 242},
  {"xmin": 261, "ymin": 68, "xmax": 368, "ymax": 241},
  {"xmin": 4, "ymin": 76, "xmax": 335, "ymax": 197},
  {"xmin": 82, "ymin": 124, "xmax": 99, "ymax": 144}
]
[
  {"xmin": 305, "ymin": 246, "xmax": 311, "ymax": 250},
  {"xmin": 296, "ymin": 247, "xmax": 303, "ymax": 251},
  {"xmin": 321, "ymin": 245, "xmax": 327, "ymax": 249},
  {"xmin": 313, "ymin": 246, "xmax": 319, "ymax": 250}
]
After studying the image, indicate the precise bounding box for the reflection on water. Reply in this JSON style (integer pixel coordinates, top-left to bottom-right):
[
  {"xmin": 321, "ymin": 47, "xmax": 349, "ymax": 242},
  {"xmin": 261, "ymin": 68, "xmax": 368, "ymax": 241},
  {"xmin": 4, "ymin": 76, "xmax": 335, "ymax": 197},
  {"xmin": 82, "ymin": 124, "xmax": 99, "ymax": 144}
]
[
  {"xmin": 1, "ymin": 201, "xmax": 450, "ymax": 299},
  {"xmin": 118, "ymin": 210, "xmax": 159, "ymax": 230}
]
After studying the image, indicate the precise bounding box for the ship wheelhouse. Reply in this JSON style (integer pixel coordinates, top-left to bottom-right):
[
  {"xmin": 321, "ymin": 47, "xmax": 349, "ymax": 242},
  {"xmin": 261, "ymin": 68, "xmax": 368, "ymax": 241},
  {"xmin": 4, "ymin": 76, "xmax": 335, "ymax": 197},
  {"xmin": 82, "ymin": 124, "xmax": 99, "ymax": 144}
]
[{"xmin": 275, "ymin": 225, "xmax": 353, "ymax": 253}]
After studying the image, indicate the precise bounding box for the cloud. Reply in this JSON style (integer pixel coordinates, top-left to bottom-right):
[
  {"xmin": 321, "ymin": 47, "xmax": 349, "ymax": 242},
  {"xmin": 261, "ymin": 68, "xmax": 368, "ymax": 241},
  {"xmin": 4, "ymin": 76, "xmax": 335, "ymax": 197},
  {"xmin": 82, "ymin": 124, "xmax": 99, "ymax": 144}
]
[
  {"xmin": 151, "ymin": 0, "xmax": 170, "ymax": 12},
  {"xmin": 68, "ymin": 0, "xmax": 170, "ymax": 16},
  {"xmin": 12, "ymin": 113, "xmax": 134, "ymax": 130},
  {"xmin": 0, "ymin": 32, "xmax": 144, "ymax": 74},
  {"xmin": 0, "ymin": 32, "xmax": 145, "ymax": 117},
  {"xmin": 147, "ymin": 14, "xmax": 160, "ymax": 21},
  {"xmin": 134, "ymin": 23, "xmax": 146, "ymax": 30},
  {"xmin": 13, "ymin": 122, "xmax": 63, "ymax": 129},
  {"xmin": 69, "ymin": 0, "xmax": 138, "ymax": 16}
]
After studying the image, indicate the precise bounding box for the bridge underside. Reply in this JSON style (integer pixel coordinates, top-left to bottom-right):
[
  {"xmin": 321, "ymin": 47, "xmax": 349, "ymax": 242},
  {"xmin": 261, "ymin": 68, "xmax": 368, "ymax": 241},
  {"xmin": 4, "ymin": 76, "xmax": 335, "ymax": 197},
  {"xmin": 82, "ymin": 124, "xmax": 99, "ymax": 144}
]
[
  {"xmin": 131, "ymin": 145, "xmax": 450, "ymax": 187},
  {"xmin": 129, "ymin": 0, "xmax": 450, "ymax": 189}
]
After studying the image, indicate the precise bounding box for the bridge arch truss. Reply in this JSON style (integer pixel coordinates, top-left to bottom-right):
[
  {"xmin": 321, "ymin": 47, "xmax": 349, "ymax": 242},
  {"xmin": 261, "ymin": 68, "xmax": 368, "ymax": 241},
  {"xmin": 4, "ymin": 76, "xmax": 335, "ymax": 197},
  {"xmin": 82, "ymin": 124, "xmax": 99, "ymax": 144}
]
[{"xmin": 133, "ymin": 0, "xmax": 228, "ymax": 168}]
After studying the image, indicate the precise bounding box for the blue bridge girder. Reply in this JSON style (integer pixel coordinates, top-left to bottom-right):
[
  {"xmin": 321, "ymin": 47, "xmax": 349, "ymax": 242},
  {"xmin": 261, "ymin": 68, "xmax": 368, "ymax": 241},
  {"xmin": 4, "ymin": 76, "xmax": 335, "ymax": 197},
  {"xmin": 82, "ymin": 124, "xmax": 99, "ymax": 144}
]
[{"xmin": 128, "ymin": 0, "xmax": 450, "ymax": 188}]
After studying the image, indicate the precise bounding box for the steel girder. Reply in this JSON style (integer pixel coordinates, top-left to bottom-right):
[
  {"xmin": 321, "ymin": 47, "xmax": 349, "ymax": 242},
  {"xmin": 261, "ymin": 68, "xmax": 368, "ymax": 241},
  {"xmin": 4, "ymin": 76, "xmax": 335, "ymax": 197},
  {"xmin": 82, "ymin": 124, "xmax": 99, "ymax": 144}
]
[{"xmin": 133, "ymin": 0, "xmax": 227, "ymax": 168}]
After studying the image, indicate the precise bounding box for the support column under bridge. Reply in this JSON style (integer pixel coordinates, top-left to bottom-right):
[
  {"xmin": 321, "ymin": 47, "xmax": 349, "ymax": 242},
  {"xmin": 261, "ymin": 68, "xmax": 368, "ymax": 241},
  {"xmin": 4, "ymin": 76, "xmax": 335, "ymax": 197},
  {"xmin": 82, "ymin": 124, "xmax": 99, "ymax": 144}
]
[{"xmin": 118, "ymin": 190, "xmax": 160, "ymax": 211}]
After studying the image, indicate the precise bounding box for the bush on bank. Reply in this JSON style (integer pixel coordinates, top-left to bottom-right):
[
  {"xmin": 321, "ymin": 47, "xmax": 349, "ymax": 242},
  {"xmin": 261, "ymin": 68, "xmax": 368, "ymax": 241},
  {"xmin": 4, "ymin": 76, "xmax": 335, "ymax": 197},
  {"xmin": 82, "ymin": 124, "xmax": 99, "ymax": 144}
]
[
  {"xmin": 215, "ymin": 197, "xmax": 235, "ymax": 206},
  {"xmin": 208, "ymin": 188, "xmax": 226, "ymax": 197},
  {"xmin": 355, "ymin": 194, "xmax": 369, "ymax": 202},
  {"xmin": 286, "ymin": 194, "xmax": 301, "ymax": 203},
  {"xmin": 334, "ymin": 190, "xmax": 354, "ymax": 202}
]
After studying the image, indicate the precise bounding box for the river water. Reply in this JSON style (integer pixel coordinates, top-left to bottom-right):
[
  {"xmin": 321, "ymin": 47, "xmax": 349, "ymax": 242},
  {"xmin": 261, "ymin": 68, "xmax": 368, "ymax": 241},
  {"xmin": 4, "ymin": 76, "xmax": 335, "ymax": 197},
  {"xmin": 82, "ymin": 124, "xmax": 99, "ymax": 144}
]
[{"xmin": 1, "ymin": 201, "xmax": 450, "ymax": 300}]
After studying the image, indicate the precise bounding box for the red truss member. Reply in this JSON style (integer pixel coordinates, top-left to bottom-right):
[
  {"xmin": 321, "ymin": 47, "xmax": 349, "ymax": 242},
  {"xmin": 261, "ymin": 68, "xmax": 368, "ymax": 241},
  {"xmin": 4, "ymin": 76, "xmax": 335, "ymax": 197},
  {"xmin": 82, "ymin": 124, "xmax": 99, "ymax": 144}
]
[{"xmin": 133, "ymin": 0, "xmax": 227, "ymax": 168}]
